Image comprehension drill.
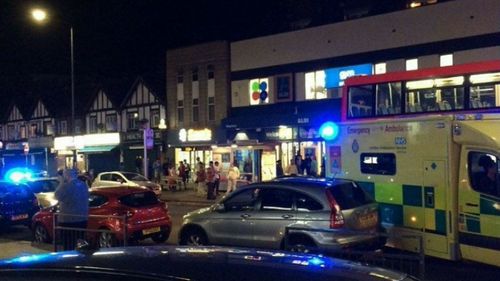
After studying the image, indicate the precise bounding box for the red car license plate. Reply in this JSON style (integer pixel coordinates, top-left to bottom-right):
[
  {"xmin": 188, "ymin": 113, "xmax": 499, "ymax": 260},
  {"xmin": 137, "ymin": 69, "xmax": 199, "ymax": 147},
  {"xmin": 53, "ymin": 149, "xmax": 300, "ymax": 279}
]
[
  {"xmin": 142, "ymin": 227, "xmax": 161, "ymax": 235},
  {"xmin": 11, "ymin": 214, "xmax": 29, "ymax": 221}
]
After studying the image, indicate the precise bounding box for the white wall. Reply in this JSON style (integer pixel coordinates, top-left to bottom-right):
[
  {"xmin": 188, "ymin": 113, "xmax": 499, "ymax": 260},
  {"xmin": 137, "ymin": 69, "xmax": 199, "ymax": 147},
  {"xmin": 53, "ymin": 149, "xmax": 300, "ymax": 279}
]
[{"xmin": 231, "ymin": 0, "xmax": 500, "ymax": 72}]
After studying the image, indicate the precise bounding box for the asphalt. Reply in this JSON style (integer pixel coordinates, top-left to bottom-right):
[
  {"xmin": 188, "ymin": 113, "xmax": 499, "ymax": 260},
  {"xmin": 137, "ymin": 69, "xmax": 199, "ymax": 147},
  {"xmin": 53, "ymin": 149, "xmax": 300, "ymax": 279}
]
[{"xmin": 160, "ymin": 183, "xmax": 223, "ymax": 205}]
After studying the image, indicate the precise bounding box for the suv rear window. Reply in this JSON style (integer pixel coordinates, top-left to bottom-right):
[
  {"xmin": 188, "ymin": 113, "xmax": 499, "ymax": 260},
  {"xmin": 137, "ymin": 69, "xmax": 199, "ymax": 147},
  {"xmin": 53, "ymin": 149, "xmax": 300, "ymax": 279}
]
[
  {"xmin": 327, "ymin": 182, "xmax": 374, "ymax": 209},
  {"xmin": 119, "ymin": 191, "xmax": 159, "ymax": 207}
]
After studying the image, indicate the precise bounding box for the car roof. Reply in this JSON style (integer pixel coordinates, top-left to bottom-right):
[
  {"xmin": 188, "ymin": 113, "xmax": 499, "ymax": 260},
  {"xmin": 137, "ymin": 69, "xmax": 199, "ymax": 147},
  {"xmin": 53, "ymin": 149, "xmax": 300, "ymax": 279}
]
[
  {"xmin": 90, "ymin": 186, "xmax": 152, "ymax": 196},
  {"xmin": 0, "ymin": 246, "xmax": 408, "ymax": 281},
  {"xmin": 257, "ymin": 176, "xmax": 353, "ymax": 189}
]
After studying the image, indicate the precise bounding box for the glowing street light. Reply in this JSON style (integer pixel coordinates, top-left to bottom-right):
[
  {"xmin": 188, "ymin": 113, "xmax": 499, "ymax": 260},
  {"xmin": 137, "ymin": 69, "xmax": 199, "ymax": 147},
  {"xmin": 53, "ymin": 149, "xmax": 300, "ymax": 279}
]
[
  {"xmin": 30, "ymin": 7, "xmax": 77, "ymax": 168},
  {"xmin": 31, "ymin": 9, "xmax": 47, "ymax": 22}
]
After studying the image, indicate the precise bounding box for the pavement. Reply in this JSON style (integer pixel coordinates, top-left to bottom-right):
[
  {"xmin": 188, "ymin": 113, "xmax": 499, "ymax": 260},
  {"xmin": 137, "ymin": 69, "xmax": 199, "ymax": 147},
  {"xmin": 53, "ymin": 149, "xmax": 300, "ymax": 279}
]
[{"xmin": 160, "ymin": 183, "xmax": 223, "ymax": 205}]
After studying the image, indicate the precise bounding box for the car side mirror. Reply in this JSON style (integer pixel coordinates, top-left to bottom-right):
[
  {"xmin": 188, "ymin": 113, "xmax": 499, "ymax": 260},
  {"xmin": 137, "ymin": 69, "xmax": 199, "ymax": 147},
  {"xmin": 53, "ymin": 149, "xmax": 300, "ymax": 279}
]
[{"xmin": 213, "ymin": 203, "xmax": 225, "ymax": 212}]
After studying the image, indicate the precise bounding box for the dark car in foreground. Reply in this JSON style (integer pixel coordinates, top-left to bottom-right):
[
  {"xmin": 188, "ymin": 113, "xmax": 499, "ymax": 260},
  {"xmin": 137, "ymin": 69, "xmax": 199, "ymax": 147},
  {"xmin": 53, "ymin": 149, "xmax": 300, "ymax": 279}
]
[
  {"xmin": 32, "ymin": 187, "xmax": 171, "ymax": 247},
  {"xmin": 0, "ymin": 181, "xmax": 39, "ymax": 227},
  {"xmin": 180, "ymin": 177, "xmax": 382, "ymax": 253},
  {"xmin": 0, "ymin": 246, "xmax": 418, "ymax": 281}
]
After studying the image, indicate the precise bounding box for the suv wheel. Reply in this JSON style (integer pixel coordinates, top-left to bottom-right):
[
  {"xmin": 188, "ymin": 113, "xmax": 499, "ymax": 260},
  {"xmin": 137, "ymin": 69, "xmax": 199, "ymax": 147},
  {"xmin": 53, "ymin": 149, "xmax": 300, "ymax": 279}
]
[
  {"xmin": 180, "ymin": 228, "xmax": 207, "ymax": 246},
  {"xmin": 287, "ymin": 236, "xmax": 316, "ymax": 253}
]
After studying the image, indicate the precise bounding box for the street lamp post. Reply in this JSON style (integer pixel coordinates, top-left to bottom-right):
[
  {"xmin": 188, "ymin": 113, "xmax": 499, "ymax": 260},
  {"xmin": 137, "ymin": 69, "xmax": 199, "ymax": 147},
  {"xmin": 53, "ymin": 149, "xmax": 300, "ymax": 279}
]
[{"xmin": 31, "ymin": 8, "xmax": 77, "ymax": 168}]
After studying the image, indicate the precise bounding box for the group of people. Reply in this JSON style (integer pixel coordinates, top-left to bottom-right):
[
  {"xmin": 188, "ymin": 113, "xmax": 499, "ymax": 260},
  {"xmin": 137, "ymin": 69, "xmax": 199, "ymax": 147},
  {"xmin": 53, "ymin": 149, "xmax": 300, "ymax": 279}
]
[{"xmin": 281, "ymin": 154, "xmax": 319, "ymax": 177}]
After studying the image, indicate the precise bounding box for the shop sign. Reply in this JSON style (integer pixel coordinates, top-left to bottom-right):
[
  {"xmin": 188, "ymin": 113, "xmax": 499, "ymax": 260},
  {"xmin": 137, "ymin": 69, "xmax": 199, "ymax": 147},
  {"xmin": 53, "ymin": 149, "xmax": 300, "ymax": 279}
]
[
  {"xmin": 122, "ymin": 130, "xmax": 162, "ymax": 143},
  {"xmin": 299, "ymin": 127, "xmax": 320, "ymax": 139},
  {"xmin": 54, "ymin": 133, "xmax": 120, "ymax": 150},
  {"xmin": 6, "ymin": 142, "xmax": 24, "ymax": 150},
  {"xmin": 179, "ymin": 128, "xmax": 212, "ymax": 142},
  {"xmin": 325, "ymin": 63, "xmax": 373, "ymax": 87},
  {"xmin": 28, "ymin": 137, "xmax": 54, "ymax": 148},
  {"xmin": 265, "ymin": 127, "xmax": 295, "ymax": 140}
]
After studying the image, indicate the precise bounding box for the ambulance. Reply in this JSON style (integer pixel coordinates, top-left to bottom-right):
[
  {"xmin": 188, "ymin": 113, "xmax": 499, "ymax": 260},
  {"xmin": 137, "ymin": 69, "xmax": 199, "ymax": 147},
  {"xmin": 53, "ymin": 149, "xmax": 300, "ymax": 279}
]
[
  {"xmin": 323, "ymin": 60, "xmax": 500, "ymax": 266},
  {"xmin": 324, "ymin": 113, "xmax": 500, "ymax": 266}
]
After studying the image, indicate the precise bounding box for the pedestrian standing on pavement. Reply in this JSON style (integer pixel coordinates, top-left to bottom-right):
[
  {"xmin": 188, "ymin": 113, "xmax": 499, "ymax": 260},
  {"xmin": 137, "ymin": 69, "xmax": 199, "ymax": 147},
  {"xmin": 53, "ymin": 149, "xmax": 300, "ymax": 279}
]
[
  {"xmin": 195, "ymin": 162, "xmax": 206, "ymax": 197},
  {"xmin": 206, "ymin": 161, "xmax": 216, "ymax": 200},
  {"xmin": 184, "ymin": 160, "xmax": 191, "ymax": 184},
  {"xmin": 227, "ymin": 161, "xmax": 240, "ymax": 194},
  {"xmin": 285, "ymin": 159, "xmax": 298, "ymax": 176},
  {"xmin": 276, "ymin": 160, "xmax": 284, "ymax": 177},
  {"xmin": 309, "ymin": 156, "xmax": 318, "ymax": 177},
  {"xmin": 54, "ymin": 168, "xmax": 89, "ymax": 251},
  {"xmin": 214, "ymin": 161, "xmax": 221, "ymax": 195},
  {"xmin": 178, "ymin": 161, "xmax": 187, "ymax": 190},
  {"xmin": 153, "ymin": 159, "xmax": 162, "ymax": 183}
]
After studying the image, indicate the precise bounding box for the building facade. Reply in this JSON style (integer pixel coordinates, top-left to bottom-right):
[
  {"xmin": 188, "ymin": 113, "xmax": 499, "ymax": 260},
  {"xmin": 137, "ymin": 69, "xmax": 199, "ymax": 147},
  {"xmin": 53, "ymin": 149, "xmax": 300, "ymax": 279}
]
[
  {"xmin": 224, "ymin": 0, "xmax": 500, "ymax": 181},
  {"xmin": 166, "ymin": 41, "xmax": 231, "ymax": 171}
]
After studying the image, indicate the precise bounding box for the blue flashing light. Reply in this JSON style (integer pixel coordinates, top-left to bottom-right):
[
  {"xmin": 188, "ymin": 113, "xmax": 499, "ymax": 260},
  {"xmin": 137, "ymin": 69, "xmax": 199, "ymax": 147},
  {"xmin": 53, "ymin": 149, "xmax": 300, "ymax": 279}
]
[
  {"xmin": 319, "ymin": 121, "xmax": 339, "ymax": 141},
  {"xmin": 4, "ymin": 168, "xmax": 33, "ymax": 183}
]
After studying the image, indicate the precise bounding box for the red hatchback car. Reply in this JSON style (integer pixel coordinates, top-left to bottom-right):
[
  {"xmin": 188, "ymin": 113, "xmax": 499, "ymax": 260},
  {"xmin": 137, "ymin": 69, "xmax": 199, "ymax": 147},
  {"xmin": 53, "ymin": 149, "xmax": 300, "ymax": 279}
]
[{"xmin": 32, "ymin": 187, "xmax": 171, "ymax": 248}]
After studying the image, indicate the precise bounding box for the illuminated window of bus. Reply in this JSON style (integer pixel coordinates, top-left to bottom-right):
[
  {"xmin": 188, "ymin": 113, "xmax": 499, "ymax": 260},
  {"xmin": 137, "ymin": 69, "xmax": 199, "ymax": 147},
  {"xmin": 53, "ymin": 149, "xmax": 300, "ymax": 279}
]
[
  {"xmin": 440, "ymin": 54, "xmax": 453, "ymax": 67},
  {"xmin": 305, "ymin": 71, "xmax": 327, "ymax": 100},
  {"xmin": 375, "ymin": 82, "xmax": 402, "ymax": 116},
  {"xmin": 348, "ymin": 85, "xmax": 373, "ymax": 118},
  {"xmin": 406, "ymin": 58, "xmax": 418, "ymax": 71},
  {"xmin": 406, "ymin": 76, "xmax": 464, "ymax": 113},
  {"xmin": 374, "ymin": 63, "xmax": 386, "ymax": 74},
  {"xmin": 470, "ymin": 72, "xmax": 500, "ymax": 109}
]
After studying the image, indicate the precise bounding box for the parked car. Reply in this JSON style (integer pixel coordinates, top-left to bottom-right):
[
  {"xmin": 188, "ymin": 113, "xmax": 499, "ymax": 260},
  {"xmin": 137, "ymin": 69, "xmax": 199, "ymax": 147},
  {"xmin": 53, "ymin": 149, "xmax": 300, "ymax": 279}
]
[
  {"xmin": 179, "ymin": 176, "xmax": 382, "ymax": 253},
  {"xmin": 0, "ymin": 181, "xmax": 39, "ymax": 227},
  {"xmin": 0, "ymin": 246, "xmax": 418, "ymax": 281},
  {"xmin": 32, "ymin": 187, "xmax": 171, "ymax": 247},
  {"xmin": 91, "ymin": 171, "xmax": 162, "ymax": 196},
  {"xmin": 24, "ymin": 177, "xmax": 60, "ymax": 208}
]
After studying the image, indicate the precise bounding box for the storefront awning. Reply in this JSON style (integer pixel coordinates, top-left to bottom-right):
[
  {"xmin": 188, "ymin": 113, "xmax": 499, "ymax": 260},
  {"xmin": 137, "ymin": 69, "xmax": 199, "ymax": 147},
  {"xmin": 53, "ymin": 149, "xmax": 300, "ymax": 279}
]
[{"xmin": 78, "ymin": 145, "xmax": 117, "ymax": 153}]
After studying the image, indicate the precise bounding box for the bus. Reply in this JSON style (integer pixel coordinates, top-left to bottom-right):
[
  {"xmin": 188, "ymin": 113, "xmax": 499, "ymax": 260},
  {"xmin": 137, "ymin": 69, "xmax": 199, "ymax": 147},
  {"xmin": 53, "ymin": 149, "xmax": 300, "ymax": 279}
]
[
  {"xmin": 324, "ymin": 60, "xmax": 500, "ymax": 266},
  {"xmin": 342, "ymin": 60, "xmax": 500, "ymax": 121}
]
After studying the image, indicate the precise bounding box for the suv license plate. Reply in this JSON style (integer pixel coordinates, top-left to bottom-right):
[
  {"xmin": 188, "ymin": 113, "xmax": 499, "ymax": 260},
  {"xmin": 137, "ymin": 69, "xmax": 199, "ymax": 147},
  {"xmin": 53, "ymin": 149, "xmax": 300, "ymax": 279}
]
[
  {"xmin": 12, "ymin": 214, "xmax": 28, "ymax": 221},
  {"xmin": 142, "ymin": 227, "xmax": 161, "ymax": 235}
]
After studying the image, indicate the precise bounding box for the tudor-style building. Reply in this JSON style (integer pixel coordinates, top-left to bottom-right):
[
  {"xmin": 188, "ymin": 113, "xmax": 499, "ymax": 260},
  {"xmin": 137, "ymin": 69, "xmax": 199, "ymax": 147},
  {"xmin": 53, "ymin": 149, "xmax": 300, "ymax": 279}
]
[{"xmin": 119, "ymin": 76, "xmax": 166, "ymax": 174}]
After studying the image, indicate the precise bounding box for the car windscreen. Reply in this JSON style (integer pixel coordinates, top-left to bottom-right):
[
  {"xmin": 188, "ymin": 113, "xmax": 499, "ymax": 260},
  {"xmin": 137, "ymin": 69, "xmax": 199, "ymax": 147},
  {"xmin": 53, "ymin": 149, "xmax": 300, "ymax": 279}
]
[
  {"xmin": 27, "ymin": 180, "xmax": 59, "ymax": 193},
  {"xmin": 119, "ymin": 191, "xmax": 159, "ymax": 207},
  {"xmin": 121, "ymin": 172, "xmax": 148, "ymax": 181},
  {"xmin": 327, "ymin": 182, "xmax": 374, "ymax": 209}
]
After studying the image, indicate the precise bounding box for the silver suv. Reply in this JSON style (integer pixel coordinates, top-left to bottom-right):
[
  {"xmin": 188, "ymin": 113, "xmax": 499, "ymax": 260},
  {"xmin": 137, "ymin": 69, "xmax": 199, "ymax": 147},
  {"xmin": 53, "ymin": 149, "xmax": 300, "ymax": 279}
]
[{"xmin": 179, "ymin": 177, "xmax": 382, "ymax": 253}]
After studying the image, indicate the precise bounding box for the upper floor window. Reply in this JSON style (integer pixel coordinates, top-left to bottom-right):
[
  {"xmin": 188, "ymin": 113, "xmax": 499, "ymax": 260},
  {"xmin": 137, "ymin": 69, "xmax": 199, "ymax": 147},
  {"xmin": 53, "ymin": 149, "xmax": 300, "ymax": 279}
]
[
  {"xmin": 249, "ymin": 78, "xmax": 269, "ymax": 105},
  {"xmin": 59, "ymin": 121, "xmax": 67, "ymax": 135},
  {"xmin": 177, "ymin": 100, "xmax": 184, "ymax": 124},
  {"xmin": 207, "ymin": 65, "xmax": 214, "ymax": 80},
  {"xmin": 105, "ymin": 114, "xmax": 117, "ymax": 132},
  {"xmin": 192, "ymin": 98, "xmax": 199, "ymax": 122},
  {"xmin": 150, "ymin": 109, "xmax": 160, "ymax": 128},
  {"xmin": 208, "ymin": 96, "xmax": 215, "ymax": 121},
  {"xmin": 29, "ymin": 123, "xmax": 38, "ymax": 137},
  {"xmin": 20, "ymin": 125, "xmax": 27, "ymax": 139},
  {"xmin": 440, "ymin": 54, "xmax": 453, "ymax": 67},
  {"xmin": 89, "ymin": 116, "xmax": 98, "ymax": 133},
  {"xmin": 305, "ymin": 71, "xmax": 327, "ymax": 100},
  {"xmin": 177, "ymin": 70, "xmax": 183, "ymax": 84},
  {"xmin": 406, "ymin": 58, "xmax": 418, "ymax": 71},
  {"xmin": 7, "ymin": 125, "xmax": 15, "ymax": 140},
  {"xmin": 127, "ymin": 112, "xmax": 138, "ymax": 130},
  {"xmin": 45, "ymin": 121, "xmax": 53, "ymax": 136},
  {"xmin": 192, "ymin": 68, "xmax": 198, "ymax": 82}
]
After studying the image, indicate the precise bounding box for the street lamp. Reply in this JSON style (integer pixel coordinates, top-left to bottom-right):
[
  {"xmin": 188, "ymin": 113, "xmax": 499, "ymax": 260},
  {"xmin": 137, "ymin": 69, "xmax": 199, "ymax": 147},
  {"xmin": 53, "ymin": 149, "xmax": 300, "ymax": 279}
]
[{"xmin": 31, "ymin": 8, "xmax": 77, "ymax": 168}]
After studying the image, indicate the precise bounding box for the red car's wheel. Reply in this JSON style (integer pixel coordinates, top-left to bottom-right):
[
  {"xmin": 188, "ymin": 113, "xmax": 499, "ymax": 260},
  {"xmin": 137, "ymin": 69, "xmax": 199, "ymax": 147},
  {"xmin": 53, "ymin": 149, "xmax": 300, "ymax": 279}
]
[{"xmin": 33, "ymin": 223, "xmax": 51, "ymax": 243}]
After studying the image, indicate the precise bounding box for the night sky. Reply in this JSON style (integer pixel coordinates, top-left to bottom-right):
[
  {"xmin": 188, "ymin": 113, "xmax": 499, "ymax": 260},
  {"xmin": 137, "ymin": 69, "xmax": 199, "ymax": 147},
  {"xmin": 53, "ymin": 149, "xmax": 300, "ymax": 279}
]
[{"xmin": 0, "ymin": 0, "xmax": 410, "ymax": 81}]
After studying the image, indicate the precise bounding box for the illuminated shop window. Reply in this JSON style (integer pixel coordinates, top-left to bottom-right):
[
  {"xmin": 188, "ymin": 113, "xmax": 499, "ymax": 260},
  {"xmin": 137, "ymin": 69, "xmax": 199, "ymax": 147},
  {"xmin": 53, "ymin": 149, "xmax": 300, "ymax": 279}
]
[
  {"xmin": 305, "ymin": 71, "xmax": 327, "ymax": 100},
  {"xmin": 249, "ymin": 78, "xmax": 269, "ymax": 105}
]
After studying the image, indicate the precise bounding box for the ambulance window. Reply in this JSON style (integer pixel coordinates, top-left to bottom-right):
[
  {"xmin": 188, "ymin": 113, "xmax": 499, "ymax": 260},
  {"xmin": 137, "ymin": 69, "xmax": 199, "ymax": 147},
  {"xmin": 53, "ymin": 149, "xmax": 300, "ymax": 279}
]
[
  {"xmin": 468, "ymin": 152, "xmax": 500, "ymax": 198},
  {"xmin": 360, "ymin": 153, "xmax": 396, "ymax": 175}
]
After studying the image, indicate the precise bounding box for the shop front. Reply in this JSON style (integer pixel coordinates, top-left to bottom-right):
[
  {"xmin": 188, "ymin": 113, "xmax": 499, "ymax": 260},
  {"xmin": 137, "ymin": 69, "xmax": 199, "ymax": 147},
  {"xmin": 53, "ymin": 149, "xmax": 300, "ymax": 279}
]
[
  {"xmin": 167, "ymin": 127, "xmax": 218, "ymax": 170},
  {"xmin": 121, "ymin": 130, "xmax": 163, "ymax": 174},
  {"xmin": 53, "ymin": 133, "xmax": 121, "ymax": 174}
]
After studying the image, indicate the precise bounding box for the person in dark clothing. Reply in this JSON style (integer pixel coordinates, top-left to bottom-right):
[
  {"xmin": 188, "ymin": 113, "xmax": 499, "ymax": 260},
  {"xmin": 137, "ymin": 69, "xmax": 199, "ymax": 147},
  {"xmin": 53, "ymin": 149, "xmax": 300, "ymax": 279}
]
[
  {"xmin": 478, "ymin": 155, "xmax": 499, "ymax": 196},
  {"xmin": 276, "ymin": 160, "xmax": 284, "ymax": 177}
]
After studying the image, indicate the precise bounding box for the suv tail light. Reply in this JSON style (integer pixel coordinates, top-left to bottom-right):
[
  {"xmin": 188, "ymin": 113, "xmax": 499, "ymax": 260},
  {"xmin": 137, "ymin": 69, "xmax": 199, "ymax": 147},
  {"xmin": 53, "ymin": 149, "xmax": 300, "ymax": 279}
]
[{"xmin": 326, "ymin": 190, "xmax": 344, "ymax": 228}]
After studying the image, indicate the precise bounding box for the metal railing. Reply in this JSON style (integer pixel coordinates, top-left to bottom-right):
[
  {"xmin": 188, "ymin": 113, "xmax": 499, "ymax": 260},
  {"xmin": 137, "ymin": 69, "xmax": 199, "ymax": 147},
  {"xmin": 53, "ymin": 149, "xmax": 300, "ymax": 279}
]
[
  {"xmin": 284, "ymin": 226, "xmax": 425, "ymax": 280},
  {"xmin": 52, "ymin": 213, "xmax": 128, "ymax": 252}
]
